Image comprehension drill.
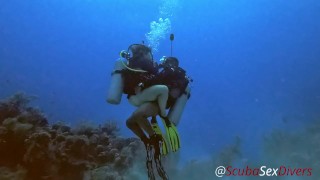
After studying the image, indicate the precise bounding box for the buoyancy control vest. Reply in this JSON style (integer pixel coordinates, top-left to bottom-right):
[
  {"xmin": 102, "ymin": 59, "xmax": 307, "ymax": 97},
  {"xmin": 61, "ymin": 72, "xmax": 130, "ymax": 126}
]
[
  {"xmin": 156, "ymin": 65, "xmax": 190, "ymax": 108},
  {"xmin": 121, "ymin": 60, "xmax": 158, "ymax": 96}
]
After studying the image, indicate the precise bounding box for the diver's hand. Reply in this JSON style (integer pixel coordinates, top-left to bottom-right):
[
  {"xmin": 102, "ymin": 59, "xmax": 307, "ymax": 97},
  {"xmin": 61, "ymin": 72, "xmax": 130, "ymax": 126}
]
[
  {"xmin": 134, "ymin": 83, "xmax": 144, "ymax": 94},
  {"xmin": 160, "ymin": 115, "xmax": 171, "ymax": 126}
]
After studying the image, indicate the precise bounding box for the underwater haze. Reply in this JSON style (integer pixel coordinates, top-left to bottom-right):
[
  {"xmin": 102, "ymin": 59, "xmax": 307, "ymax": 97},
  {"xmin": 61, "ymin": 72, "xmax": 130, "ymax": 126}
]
[{"xmin": 1, "ymin": 0, "xmax": 320, "ymax": 179}]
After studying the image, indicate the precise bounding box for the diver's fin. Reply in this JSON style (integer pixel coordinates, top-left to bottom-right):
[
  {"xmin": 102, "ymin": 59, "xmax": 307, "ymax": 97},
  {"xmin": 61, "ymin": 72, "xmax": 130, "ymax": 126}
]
[
  {"xmin": 149, "ymin": 133, "xmax": 169, "ymax": 180},
  {"xmin": 151, "ymin": 117, "xmax": 169, "ymax": 156},
  {"xmin": 160, "ymin": 116, "xmax": 181, "ymax": 152},
  {"xmin": 154, "ymin": 154, "xmax": 169, "ymax": 180},
  {"xmin": 145, "ymin": 143, "xmax": 155, "ymax": 180}
]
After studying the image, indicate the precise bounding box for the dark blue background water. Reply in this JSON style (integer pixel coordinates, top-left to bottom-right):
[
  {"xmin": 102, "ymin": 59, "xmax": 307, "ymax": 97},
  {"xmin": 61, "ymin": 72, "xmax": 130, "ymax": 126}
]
[{"xmin": 1, "ymin": 0, "xmax": 320, "ymax": 163}]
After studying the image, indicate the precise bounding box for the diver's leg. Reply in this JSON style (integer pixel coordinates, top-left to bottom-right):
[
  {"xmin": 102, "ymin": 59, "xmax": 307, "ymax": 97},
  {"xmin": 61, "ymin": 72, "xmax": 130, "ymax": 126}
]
[
  {"xmin": 135, "ymin": 102, "xmax": 160, "ymax": 136},
  {"xmin": 126, "ymin": 102, "xmax": 159, "ymax": 139},
  {"xmin": 127, "ymin": 104, "xmax": 158, "ymax": 180},
  {"xmin": 131, "ymin": 85, "xmax": 169, "ymax": 117},
  {"xmin": 134, "ymin": 103, "xmax": 168, "ymax": 179},
  {"xmin": 126, "ymin": 113, "xmax": 148, "ymax": 141}
]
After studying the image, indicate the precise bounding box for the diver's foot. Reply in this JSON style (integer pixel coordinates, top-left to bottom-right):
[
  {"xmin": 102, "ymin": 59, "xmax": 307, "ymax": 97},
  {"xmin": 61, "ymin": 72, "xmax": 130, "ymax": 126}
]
[
  {"xmin": 160, "ymin": 113, "xmax": 167, "ymax": 119},
  {"xmin": 154, "ymin": 157, "xmax": 169, "ymax": 180},
  {"xmin": 150, "ymin": 134, "xmax": 169, "ymax": 179},
  {"xmin": 159, "ymin": 114, "xmax": 167, "ymax": 119},
  {"xmin": 159, "ymin": 115, "xmax": 172, "ymax": 126}
]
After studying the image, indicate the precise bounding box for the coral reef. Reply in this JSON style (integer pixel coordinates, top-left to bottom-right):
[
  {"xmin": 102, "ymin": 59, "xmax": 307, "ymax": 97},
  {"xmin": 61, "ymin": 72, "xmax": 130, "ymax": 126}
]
[
  {"xmin": 4, "ymin": 92, "xmax": 317, "ymax": 179},
  {"xmin": 0, "ymin": 93, "xmax": 248, "ymax": 180},
  {"xmin": 0, "ymin": 93, "xmax": 145, "ymax": 179}
]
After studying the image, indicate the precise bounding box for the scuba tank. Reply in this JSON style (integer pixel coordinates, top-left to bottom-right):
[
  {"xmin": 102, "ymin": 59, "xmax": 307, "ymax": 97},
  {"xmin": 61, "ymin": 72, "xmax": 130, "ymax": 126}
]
[
  {"xmin": 106, "ymin": 48, "xmax": 149, "ymax": 104},
  {"xmin": 162, "ymin": 34, "xmax": 192, "ymax": 126},
  {"xmin": 106, "ymin": 51, "xmax": 128, "ymax": 104},
  {"xmin": 168, "ymin": 86, "xmax": 191, "ymax": 126}
]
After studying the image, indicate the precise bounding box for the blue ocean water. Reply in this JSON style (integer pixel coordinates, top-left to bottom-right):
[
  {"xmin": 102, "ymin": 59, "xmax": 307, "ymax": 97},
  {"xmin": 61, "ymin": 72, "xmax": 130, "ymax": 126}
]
[{"xmin": 1, "ymin": 0, "xmax": 320, "ymax": 170}]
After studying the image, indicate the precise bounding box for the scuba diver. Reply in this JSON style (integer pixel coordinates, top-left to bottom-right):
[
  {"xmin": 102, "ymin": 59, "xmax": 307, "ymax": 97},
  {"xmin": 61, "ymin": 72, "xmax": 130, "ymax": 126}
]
[
  {"xmin": 106, "ymin": 43, "xmax": 191, "ymax": 180},
  {"xmin": 149, "ymin": 56, "xmax": 191, "ymax": 152}
]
